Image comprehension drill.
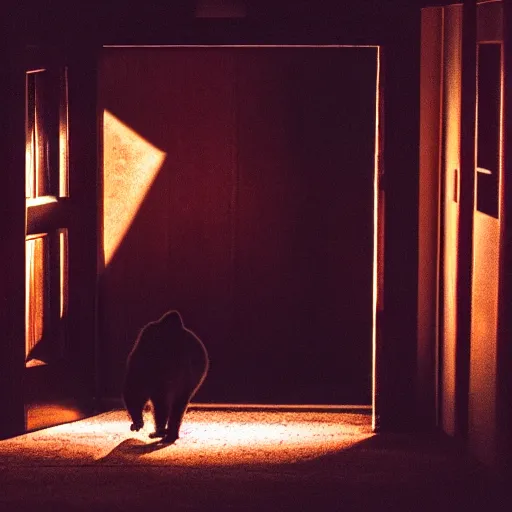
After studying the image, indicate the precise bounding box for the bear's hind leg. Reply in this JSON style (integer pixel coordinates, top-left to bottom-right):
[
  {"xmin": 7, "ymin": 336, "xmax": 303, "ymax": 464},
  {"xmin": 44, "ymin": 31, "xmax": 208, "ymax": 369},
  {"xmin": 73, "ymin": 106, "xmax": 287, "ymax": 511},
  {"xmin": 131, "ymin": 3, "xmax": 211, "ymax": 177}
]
[
  {"xmin": 149, "ymin": 387, "xmax": 171, "ymax": 439},
  {"xmin": 162, "ymin": 392, "xmax": 190, "ymax": 444}
]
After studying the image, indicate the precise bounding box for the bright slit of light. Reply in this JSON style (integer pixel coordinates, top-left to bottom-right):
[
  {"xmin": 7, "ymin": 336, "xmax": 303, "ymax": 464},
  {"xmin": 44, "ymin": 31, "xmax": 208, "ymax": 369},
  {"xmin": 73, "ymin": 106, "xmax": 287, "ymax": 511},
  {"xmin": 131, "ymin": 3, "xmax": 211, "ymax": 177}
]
[{"xmin": 26, "ymin": 196, "xmax": 59, "ymax": 207}]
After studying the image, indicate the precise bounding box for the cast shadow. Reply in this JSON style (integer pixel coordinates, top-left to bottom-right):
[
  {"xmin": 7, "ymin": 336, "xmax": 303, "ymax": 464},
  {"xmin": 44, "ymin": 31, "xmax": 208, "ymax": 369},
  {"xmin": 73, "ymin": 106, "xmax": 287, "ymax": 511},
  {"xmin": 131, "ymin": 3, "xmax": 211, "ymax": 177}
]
[{"xmin": 97, "ymin": 437, "xmax": 172, "ymax": 464}]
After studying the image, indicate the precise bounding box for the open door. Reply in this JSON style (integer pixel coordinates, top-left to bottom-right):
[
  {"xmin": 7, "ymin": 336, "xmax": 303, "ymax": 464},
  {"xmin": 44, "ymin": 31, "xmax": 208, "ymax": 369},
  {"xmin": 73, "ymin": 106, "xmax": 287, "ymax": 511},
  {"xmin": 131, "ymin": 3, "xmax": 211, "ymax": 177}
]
[{"xmin": 23, "ymin": 47, "xmax": 99, "ymax": 431}]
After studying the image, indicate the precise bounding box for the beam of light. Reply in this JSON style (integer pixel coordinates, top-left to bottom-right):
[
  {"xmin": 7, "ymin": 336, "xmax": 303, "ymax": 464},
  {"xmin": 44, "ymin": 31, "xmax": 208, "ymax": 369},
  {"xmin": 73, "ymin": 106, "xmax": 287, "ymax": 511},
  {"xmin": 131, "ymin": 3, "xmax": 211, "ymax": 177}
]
[
  {"xmin": 372, "ymin": 47, "xmax": 381, "ymax": 432},
  {"xmin": 59, "ymin": 229, "xmax": 68, "ymax": 319},
  {"xmin": 25, "ymin": 125, "xmax": 35, "ymax": 198},
  {"xmin": 59, "ymin": 67, "xmax": 69, "ymax": 197},
  {"xmin": 0, "ymin": 410, "xmax": 373, "ymax": 467},
  {"xmin": 103, "ymin": 110, "xmax": 167, "ymax": 266}
]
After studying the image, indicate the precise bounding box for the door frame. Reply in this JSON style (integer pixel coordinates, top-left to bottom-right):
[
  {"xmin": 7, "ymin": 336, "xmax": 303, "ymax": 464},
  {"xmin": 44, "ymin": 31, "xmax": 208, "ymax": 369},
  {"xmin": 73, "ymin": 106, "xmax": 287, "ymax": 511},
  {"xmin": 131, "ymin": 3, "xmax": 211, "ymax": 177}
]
[{"xmin": 99, "ymin": 43, "xmax": 384, "ymax": 428}]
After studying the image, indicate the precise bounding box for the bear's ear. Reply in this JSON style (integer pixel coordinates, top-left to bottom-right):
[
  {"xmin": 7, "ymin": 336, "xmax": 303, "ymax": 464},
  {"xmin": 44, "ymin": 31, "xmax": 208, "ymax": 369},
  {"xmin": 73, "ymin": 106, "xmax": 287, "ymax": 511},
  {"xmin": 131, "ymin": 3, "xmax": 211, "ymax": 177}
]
[{"xmin": 160, "ymin": 310, "xmax": 184, "ymax": 330}]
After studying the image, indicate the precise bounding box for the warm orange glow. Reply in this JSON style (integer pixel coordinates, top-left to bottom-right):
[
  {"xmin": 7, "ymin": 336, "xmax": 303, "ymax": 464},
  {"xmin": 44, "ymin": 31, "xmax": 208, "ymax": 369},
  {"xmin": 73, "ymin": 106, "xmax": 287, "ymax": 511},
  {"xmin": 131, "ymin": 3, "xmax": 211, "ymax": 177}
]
[
  {"xmin": 103, "ymin": 110, "xmax": 167, "ymax": 266},
  {"xmin": 26, "ymin": 403, "xmax": 85, "ymax": 432},
  {"xmin": 26, "ymin": 195, "xmax": 58, "ymax": 208},
  {"xmin": 471, "ymin": 215, "xmax": 499, "ymax": 348},
  {"xmin": 25, "ymin": 126, "xmax": 34, "ymax": 198},
  {"xmin": 34, "ymin": 99, "xmax": 43, "ymax": 197},
  {"xmin": 26, "ymin": 68, "xmax": 69, "ymax": 199},
  {"xmin": 469, "ymin": 212, "xmax": 500, "ymax": 458},
  {"xmin": 25, "ymin": 236, "xmax": 46, "ymax": 361},
  {"xmin": 468, "ymin": 40, "xmax": 503, "ymax": 462},
  {"xmin": 59, "ymin": 229, "xmax": 68, "ymax": 319},
  {"xmin": 59, "ymin": 67, "xmax": 69, "ymax": 197},
  {"xmin": 25, "ymin": 71, "xmax": 47, "ymax": 199},
  {"xmin": 0, "ymin": 409, "xmax": 372, "ymax": 466},
  {"xmin": 25, "ymin": 72, "xmax": 37, "ymax": 199}
]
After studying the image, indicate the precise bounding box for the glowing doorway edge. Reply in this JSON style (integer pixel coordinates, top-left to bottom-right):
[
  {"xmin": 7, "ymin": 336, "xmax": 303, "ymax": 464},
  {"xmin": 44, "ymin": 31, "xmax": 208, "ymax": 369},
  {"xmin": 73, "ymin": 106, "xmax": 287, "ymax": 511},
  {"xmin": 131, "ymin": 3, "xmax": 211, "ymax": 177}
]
[
  {"xmin": 372, "ymin": 47, "xmax": 381, "ymax": 432},
  {"xmin": 103, "ymin": 110, "xmax": 167, "ymax": 266}
]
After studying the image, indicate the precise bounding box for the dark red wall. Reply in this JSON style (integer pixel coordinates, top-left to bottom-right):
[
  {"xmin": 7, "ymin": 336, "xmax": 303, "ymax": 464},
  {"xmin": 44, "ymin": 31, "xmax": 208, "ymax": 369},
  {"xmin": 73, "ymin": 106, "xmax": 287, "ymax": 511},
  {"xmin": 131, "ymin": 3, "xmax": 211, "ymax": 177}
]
[{"xmin": 99, "ymin": 47, "xmax": 377, "ymax": 405}]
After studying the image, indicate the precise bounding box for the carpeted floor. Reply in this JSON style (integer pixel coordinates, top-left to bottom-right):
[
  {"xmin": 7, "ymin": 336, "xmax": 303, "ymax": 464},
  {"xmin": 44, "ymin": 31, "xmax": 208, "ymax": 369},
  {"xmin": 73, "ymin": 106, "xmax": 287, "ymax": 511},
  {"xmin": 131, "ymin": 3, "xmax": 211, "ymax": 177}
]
[{"xmin": 0, "ymin": 409, "xmax": 509, "ymax": 511}]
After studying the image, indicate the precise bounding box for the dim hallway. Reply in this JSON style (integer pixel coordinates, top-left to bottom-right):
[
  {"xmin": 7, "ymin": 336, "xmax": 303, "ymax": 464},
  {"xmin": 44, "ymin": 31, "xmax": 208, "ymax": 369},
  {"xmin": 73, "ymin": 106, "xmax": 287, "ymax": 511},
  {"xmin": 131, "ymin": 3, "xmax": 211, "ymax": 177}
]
[
  {"xmin": 0, "ymin": 409, "xmax": 509, "ymax": 511},
  {"xmin": 2, "ymin": 0, "xmax": 512, "ymax": 491}
]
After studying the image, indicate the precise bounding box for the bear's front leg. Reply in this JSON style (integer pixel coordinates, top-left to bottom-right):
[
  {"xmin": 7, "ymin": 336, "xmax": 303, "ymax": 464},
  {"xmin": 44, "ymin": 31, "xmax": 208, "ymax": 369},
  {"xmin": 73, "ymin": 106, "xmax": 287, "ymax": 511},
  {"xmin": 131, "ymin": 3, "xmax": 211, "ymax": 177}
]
[
  {"xmin": 130, "ymin": 420, "xmax": 144, "ymax": 432},
  {"xmin": 124, "ymin": 387, "xmax": 147, "ymax": 433}
]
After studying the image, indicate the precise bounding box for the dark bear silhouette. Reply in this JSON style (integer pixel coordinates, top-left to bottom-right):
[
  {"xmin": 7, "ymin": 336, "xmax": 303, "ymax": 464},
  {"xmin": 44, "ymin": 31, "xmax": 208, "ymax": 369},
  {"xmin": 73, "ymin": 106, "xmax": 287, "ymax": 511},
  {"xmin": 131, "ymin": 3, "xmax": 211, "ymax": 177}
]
[{"xmin": 123, "ymin": 310, "xmax": 209, "ymax": 444}]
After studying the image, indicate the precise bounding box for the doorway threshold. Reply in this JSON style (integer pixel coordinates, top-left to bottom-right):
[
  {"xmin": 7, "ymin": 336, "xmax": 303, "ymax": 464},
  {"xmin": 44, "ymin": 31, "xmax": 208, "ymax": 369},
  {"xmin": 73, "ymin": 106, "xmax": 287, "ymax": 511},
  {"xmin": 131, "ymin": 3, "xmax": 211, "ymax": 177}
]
[{"xmin": 190, "ymin": 403, "xmax": 372, "ymax": 413}]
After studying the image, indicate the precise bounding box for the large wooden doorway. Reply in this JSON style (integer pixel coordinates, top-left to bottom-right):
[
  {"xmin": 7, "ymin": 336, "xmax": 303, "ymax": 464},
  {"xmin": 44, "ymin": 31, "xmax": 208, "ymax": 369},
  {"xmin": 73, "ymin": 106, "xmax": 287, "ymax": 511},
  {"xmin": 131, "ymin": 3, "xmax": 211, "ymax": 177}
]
[{"xmin": 99, "ymin": 46, "xmax": 379, "ymax": 406}]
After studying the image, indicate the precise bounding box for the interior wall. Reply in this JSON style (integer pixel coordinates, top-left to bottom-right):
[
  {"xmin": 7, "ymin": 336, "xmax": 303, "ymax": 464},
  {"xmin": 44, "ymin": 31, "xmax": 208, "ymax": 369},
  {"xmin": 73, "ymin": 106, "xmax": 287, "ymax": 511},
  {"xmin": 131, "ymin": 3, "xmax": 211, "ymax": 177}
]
[
  {"xmin": 441, "ymin": 4, "xmax": 463, "ymax": 437},
  {"xmin": 468, "ymin": 0, "xmax": 503, "ymax": 468},
  {"xmin": 99, "ymin": 49, "xmax": 236, "ymax": 403},
  {"xmin": 0, "ymin": 36, "xmax": 26, "ymax": 439},
  {"xmin": 99, "ymin": 47, "xmax": 376, "ymax": 405},
  {"xmin": 418, "ymin": 7, "xmax": 443, "ymax": 427},
  {"xmin": 421, "ymin": 1, "xmax": 508, "ymax": 469},
  {"xmin": 497, "ymin": 0, "xmax": 512, "ymax": 473}
]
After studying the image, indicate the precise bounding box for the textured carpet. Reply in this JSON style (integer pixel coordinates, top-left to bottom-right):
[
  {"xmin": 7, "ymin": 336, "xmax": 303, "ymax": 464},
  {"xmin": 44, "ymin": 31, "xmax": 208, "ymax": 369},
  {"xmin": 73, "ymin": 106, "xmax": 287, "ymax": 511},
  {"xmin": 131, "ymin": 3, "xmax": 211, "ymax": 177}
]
[
  {"xmin": 0, "ymin": 409, "xmax": 508, "ymax": 511},
  {"xmin": 0, "ymin": 409, "xmax": 373, "ymax": 467}
]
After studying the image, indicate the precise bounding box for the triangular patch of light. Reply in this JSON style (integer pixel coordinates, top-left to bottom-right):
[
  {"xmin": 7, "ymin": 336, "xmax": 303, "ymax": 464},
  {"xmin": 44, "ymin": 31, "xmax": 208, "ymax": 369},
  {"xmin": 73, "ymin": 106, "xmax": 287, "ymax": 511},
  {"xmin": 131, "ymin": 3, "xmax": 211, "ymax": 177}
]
[{"xmin": 103, "ymin": 110, "xmax": 167, "ymax": 266}]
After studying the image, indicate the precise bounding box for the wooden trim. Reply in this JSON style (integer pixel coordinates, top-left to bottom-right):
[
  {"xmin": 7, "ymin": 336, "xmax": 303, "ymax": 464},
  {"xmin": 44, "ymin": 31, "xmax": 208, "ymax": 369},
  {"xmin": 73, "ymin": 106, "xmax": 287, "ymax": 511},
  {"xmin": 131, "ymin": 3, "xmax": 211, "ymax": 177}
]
[
  {"xmin": 496, "ymin": 0, "xmax": 512, "ymax": 476},
  {"xmin": 417, "ymin": 6, "xmax": 444, "ymax": 430},
  {"xmin": 375, "ymin": 13, "xmax": 421, "ymax": 432},
  {"xmin": 66, "ymin": 46, "xmax": 101, "ymax": 409},
  {"xmin": 0, "ymin": 41, "xmax": 27, "ymax": 438},
  {"xmin": 26, "ymin": 198, "xmax": 72, "ymax": 234},
  {"xmin": 455, "ymin": 0, "xmax": 477, "ymax": 440}
]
